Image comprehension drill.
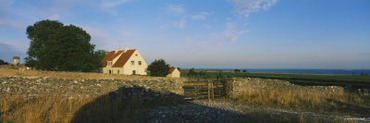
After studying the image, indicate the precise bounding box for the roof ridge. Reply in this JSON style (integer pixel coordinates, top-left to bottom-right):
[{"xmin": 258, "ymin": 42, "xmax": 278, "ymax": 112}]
[
  {"xmin": 169, "ymin": 67, "xmax": 176, "ymax": 74},
  {"xmin": 112, "ymin": 50, "xmax": 136, "ymax": 67},
  {"xmin": 106, "ymin": 51, "xmax": 123, "ymax": 61}
]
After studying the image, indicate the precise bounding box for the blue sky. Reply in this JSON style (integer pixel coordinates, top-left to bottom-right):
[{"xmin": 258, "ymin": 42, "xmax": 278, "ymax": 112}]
[{"xmin": 0, "ymin": 0, "xmax": 369, "ymax": 69}]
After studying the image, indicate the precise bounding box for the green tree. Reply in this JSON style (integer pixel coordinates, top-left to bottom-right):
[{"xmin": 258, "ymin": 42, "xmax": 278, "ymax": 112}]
[
  {"xmin": 92, "ymin": 50, "xmax": 108, "ymax": 70},
  {"xmin": 25, "ymin": 20, "xmax": 64, "ymax": 70},
  {"xmin": 147, "ymin": 59, "xmax": 170, "ymax": 77},
  {"xmin": 0, "ymin": 59, "xmax": 9, "ymax": 65},
  {"xmin": 25, "ymin": 20, "xmax": 99, "ymax": 72}
]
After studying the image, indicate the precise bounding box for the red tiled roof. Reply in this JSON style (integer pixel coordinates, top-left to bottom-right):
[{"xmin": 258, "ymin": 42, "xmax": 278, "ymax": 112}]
[
  {"xmin": 112, "ymin": 50, "xmax": 136, "ymax": 67},
  {"xmin": 106, "ymin": 51, "xmax": 123, "ymax": 61},
  {"xmin": 169, "ymin": 68, "xmax": 176, "ymax": 74},
  {"xmin": 102, "ymin": 51, "xmax": 114, "ymax": 67}
]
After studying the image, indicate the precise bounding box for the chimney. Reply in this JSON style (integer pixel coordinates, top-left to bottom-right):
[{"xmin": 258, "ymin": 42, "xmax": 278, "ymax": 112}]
[
  {"xmin": 124, "ymin": 47, "xmax": 129, "ymax": 53},
  {"xmin": 114, "ymin": 48, "xmax": 119, "ymax": 53}
]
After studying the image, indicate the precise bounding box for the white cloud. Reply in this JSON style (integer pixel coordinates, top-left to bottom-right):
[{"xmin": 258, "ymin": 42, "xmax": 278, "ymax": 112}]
[
  {"xmin": 2, "ymin": 40, "xmax": 29, "ymax": 54},
  {"xmin": 191, "ymin": 12, "xmax": 211, "ymax": 20},
  {"xmin": 101, "ymin": 0, "xmax": 129, "ymax": 8},
  {"xmin": 0, "ymin": 0, "xmax": 85, "ymax": 27},
  {"xmin": 46, "ymin": 13, "xmax": 61, "ymax": 20},
  {"xmin": 222, "ymin": 23, "xmax": 246, "ymax": 42},
  {"xmin": 167, "ymin": 4, "xmax": 185, "ymax": 14},
  {"xmin": 101, "ymin": 0, "xmax": 129, "ymax": 15},
  {"xmin": 229, "ymin": 0, "xmax": 277, "ymax": 18},
  {"xmin": 0, "ymin": 0, "xmax": 14, "ymax": 8},
  {"xmin": 0, "ymin": 18, "xmax": 26, "ymax": 29},
  {"xmin": 173, "ymin": 20, "xmax": 186, "ymax": 29},
  {"xmin": 51, "ymin": 0, "xmax": 84, "ymax": 8},
  {"xmin": 82, "ymin": 25, "xmax": 113, "ymax": 49},
  {"xmin": 81, "ymin": 24, "xmax": 140, "ymax": 50},
  {"xmin": 39, "ymin": 0, "xmax": 84, "ymax": 19}
]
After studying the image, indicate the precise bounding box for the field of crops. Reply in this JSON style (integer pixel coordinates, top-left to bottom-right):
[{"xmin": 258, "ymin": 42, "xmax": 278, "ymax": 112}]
[{"xmin": 181, "ymin": 70, "xmax": 370, "ymax": 84}]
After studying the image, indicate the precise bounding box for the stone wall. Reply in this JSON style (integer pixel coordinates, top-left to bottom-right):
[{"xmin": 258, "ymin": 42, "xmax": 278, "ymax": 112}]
[
  {"xmin": 0, "ymin": 77, "xmax": 183, "ymax": 98},
  {"xmin": 226, "ymin": 78, "xmax": 345, "ymax": 98}
]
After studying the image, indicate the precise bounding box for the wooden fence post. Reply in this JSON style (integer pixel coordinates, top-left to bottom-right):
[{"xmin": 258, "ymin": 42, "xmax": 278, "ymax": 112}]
[
  {"xmin": 208, "ymin": 80, "xmax": 211, "ymax": 103},
  {"xmin": 218, "ymin": 80, "xmax": 222, "ymax": 97},
  {"xmin": 225, "ymin": 79, "xmax": 228, "ymax": 97},
  {"xmin": 212, "ymin": 81, "xmax": 215, "ymax": 100}
]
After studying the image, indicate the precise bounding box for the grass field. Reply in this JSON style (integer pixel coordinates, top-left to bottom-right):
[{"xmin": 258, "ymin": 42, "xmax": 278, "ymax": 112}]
[{"xmin": 181, "ymin": 70, "xmax": 370, "ymax": 84}]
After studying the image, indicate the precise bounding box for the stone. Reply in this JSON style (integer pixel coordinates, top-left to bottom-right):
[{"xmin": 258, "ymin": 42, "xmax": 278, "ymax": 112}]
[{"xmin": 0, "ymin": 77, "xmax": 184, "ymax": 97}]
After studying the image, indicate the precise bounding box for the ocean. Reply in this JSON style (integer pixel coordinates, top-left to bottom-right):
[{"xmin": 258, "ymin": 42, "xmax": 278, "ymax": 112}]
[{"xmin": 192, "ymin": 68, "xmax": 370, "ymax": 75}]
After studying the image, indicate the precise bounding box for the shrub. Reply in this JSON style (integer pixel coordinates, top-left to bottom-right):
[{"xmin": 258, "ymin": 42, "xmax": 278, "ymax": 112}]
[
  {"xmin": 187, "ymin": 68, "xmax": 198, "ymax": 77},
  {"xmin": 147, "ymin": 59, "xmax": 170, "ymax": 77},
  {"xmin": 0, "ymin": 59, "xmax": 9, "ymax": 65}
]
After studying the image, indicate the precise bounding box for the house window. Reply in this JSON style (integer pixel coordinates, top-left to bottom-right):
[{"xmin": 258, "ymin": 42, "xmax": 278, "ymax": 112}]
[
  {"xmin": 131, "ymin": 61, "xmax": 134, "ymax": 65},
  {"xmin": 135, "ymin": 54, "xmax": 138, "ymax": 56},
  {"xmin": 117, "ymin": 70, "xmax": 120, "ymax": 74},
  {"xmin": 138, "ymin": 61, "xmax": 142, "ymax": 65}
]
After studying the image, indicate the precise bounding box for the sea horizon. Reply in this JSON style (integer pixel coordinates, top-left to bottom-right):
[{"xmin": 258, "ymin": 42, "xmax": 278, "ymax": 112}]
[{"xmin": 181, "ymin": 68, "xmax": 370, "ymax": 75}]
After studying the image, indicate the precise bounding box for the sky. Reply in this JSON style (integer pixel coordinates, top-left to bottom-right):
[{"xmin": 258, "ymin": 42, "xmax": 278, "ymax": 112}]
[{"xmin": 0, "ymin": 0, "xmax": 370, "ymax": 69}]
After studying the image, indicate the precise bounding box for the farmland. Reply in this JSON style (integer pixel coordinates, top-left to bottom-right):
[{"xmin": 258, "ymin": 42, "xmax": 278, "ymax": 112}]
[{"xmin": 181, "ymin": 70, "xmax": 370, "ymax": 85}]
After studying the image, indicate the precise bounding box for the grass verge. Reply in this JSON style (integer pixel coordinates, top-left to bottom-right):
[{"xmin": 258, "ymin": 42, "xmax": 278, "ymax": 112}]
[{"xmin": 235, "ymin": 87, "xmax": 370, "ymax": 117}]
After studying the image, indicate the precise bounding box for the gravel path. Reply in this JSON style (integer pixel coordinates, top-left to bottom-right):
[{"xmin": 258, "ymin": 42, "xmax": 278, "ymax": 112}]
[
  {"xmin": 145, "ymin": 100, "xmax": 250, "ymax": 123},
  {"xmin": 145, "ymin": 99, "xmax": 369, "ymax": 123}
]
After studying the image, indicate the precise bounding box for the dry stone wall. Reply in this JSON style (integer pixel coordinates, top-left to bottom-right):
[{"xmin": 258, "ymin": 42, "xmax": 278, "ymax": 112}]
[
  {"xmin": 0, "ymin": 77, "xmax": 348, "ymax": 99},
  {"xmin": 0, "ymin": 77, "xmax": 183, "ymax": 98},
  {"xmin": 226, "ymin": 78, "xmax": 345, "ymax": 98}
]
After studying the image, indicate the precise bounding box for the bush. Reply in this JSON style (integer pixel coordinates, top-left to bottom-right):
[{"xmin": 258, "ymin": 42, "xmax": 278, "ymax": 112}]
[
  {"xmin": 147, "ymin": 59, "xmax": 170, "ymax": 77},
  {"xmin": 234, "ymin": 69, "xmax": 240, "ymax": 72},
  {"xmin": 360, "ymin": 72, "xmax": 368, "ymax": 76},
  {"xmin": 0, "ymin": 59, "xmax": 9, "ymax": 65}
]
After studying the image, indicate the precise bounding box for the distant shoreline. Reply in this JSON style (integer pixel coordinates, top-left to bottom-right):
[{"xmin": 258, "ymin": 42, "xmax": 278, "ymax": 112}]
[{"xmin": 182, "ymin": 68, "xmax": 370, "ymax": 75}]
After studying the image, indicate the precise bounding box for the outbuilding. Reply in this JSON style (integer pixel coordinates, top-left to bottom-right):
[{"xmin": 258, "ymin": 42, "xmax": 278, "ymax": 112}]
[{"xmin": 166, "ymin": 67, "xmax": 180, "ymax": 78}]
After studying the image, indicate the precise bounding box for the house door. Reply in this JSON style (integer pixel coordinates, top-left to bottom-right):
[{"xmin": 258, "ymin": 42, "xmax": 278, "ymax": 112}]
[
  {"xmin": 109, "ymin": 70, "xmax": 112, "ymax": 74},
  {"xmin": 132, "ymin": 70, "xmax": 136, "ymax": 75}
]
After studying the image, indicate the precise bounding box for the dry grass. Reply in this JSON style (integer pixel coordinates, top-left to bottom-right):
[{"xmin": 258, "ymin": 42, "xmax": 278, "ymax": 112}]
[
  {"xmin": 236, "ymin": 87, "xmax": 370, "ymax": 115},
  {"xmin": 0, "ymin": 68, "xmax": 168, "ymax": 80},
  {"xmin": 0, "ymin": 94, "xmax": 92, "ymax": 123},
  {"xmin": 0, "ymin": 88, "xmax": 184, "ymax": 122}
]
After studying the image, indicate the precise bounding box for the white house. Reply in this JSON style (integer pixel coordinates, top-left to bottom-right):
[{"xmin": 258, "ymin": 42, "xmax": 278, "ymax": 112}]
[
  {"xmin": 166, "ymin": 67, "xmax": 180, "ymax": 78},
  {"xmin": 102, "ymin": 47, "xmax": 147, "ymax": 75}
]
